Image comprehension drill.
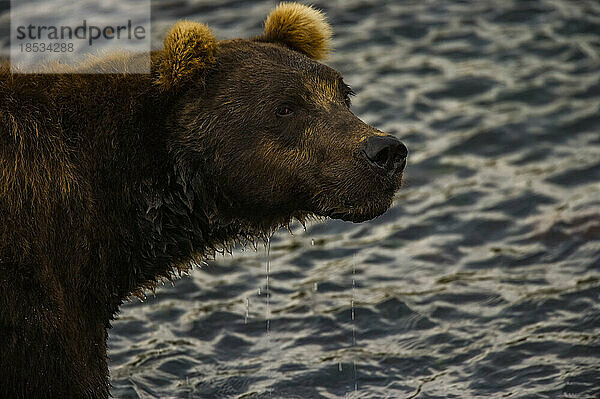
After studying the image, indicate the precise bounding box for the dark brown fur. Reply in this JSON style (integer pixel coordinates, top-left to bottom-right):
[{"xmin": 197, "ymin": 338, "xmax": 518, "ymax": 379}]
[{"xmin": 0, "ymin": 8, "xmax": 404, "ymax": 398}]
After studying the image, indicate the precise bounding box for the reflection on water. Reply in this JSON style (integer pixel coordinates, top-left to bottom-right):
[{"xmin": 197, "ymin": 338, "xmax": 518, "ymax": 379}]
[{"xmin": 4, "ymin": 0, "xmax": 597, "ymax": 397}]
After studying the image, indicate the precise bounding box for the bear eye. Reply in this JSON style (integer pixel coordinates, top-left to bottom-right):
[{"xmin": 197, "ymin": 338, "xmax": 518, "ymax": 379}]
[{"xmin": 276, "ymin": 105, "xmax": 295, "ymax": 117}]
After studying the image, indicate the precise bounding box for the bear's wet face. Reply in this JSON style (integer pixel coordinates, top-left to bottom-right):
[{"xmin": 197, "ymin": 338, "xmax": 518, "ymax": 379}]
[{"xmin": 172, "ymin": 40, "xmax": 407, "ymax": 225}]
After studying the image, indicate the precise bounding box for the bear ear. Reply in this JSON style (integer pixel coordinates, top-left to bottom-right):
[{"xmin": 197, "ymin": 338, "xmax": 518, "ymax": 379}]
[
  {"xmin": 261, "ymin": 2, "xmax": 332, "ymax": 61},
  {"xmin": 156, "ymin": 21, "xmax": 217, "ymax": 90}
]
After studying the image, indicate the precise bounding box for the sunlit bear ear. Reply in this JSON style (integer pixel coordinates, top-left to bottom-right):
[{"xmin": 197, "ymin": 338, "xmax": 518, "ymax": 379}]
[
  {"xmin": 261, "ymin": 2, "xmax": 332, "ymax": 60},
  {"xmin": 156, "ymin": 21, "xmax": 217, "ymax": 90}
]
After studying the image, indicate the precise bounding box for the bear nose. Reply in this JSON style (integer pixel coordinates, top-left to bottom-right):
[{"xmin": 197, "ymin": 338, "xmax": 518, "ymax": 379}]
[{"xmin": 362, "ymin": 135, "xmax": 408, "ymax": 176}]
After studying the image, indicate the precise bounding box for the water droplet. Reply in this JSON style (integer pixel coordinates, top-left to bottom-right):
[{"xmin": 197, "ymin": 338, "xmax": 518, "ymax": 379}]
[
  {"xmin": 311, "ymin": 239, "xmax": 315, "ymax": 246},
  {"xmin": 338, "ymin": 362, "xmax": 342, "ymax": 372},
  {"xmin": 313, "ymin": 282, "xmax": 318, "ymax": 292},
  {"xmin": 258, "ymin": 287, "xmax": 261, "ymax": 295}
]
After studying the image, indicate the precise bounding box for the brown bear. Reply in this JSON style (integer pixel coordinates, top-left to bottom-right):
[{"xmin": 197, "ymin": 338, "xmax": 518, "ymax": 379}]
[{"xmin": 0, "ymin": 3, "xmax": 407, "ymax": 398}]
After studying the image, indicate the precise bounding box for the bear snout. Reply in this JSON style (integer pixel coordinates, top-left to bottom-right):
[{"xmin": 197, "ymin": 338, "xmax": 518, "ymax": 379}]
[{"xmin": 361, "ymin": 135, "xmax": 408, "ymax": 177}]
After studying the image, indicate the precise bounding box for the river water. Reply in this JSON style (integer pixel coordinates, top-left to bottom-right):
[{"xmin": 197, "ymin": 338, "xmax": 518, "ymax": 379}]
[{"xmin": 5, "ymin": 0, "xmax": 600, "ymax": 397}]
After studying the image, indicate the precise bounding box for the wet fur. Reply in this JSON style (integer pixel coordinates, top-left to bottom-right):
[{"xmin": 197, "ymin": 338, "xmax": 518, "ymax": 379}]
[{"xmin": 0, "ymin": 50, "xmax": 301, "ymax": 397}]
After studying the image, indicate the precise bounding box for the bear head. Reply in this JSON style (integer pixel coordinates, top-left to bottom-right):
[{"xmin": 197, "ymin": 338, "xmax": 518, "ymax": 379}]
[{"xmin": 155, "ymin": 2, "xmax": 407, "ymax": 230}]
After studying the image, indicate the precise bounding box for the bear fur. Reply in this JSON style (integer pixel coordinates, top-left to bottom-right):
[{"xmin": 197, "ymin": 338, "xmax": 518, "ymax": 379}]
[{"xmin": 0, "ymin": 3, "xmax": 406, "ymax": 398}]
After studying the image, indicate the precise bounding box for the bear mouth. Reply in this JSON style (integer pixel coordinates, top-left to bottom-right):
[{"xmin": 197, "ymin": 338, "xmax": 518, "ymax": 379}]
[
  {"xmin": 326, "ymin": 209, "xmax": 384, "ymax": 223},
  {"xmin": 309, "ymin": 165, "xmax": 403, "ymax": 223},
  {"xmin": 317, "ymin": 185, "xmax": 397, "ymax": 223},
  {"xmin": 324, "ymin": 200, "xmax": 392, "ymax": 222}
]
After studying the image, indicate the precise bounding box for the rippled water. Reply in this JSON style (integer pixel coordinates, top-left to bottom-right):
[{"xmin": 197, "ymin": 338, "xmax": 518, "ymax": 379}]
[{"xmin": 6, "ymin": 0, "xmax": 598, "ymax": 397}]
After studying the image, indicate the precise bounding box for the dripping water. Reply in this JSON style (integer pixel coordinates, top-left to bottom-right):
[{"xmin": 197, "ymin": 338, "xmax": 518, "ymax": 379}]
[
  {"xmin": 265, "ymin": 236, "xmax": 272, "ymax": 396},
  {"xmin": 352, "ymin": 255, "xmax": 358, "ymax": 392},
  {"xmin": 244, "ymin": 297, "xmax": 249, "ymax": 324},
  {"xmin": 312, "ymin": 281, "xmax": 319, "ymax": 315}
]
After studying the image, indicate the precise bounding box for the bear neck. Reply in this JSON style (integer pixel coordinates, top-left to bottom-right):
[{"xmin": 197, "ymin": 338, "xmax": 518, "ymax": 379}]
[{"xmin": 122, "ymin": 154, "xmax": 281, "ymax": 302}]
